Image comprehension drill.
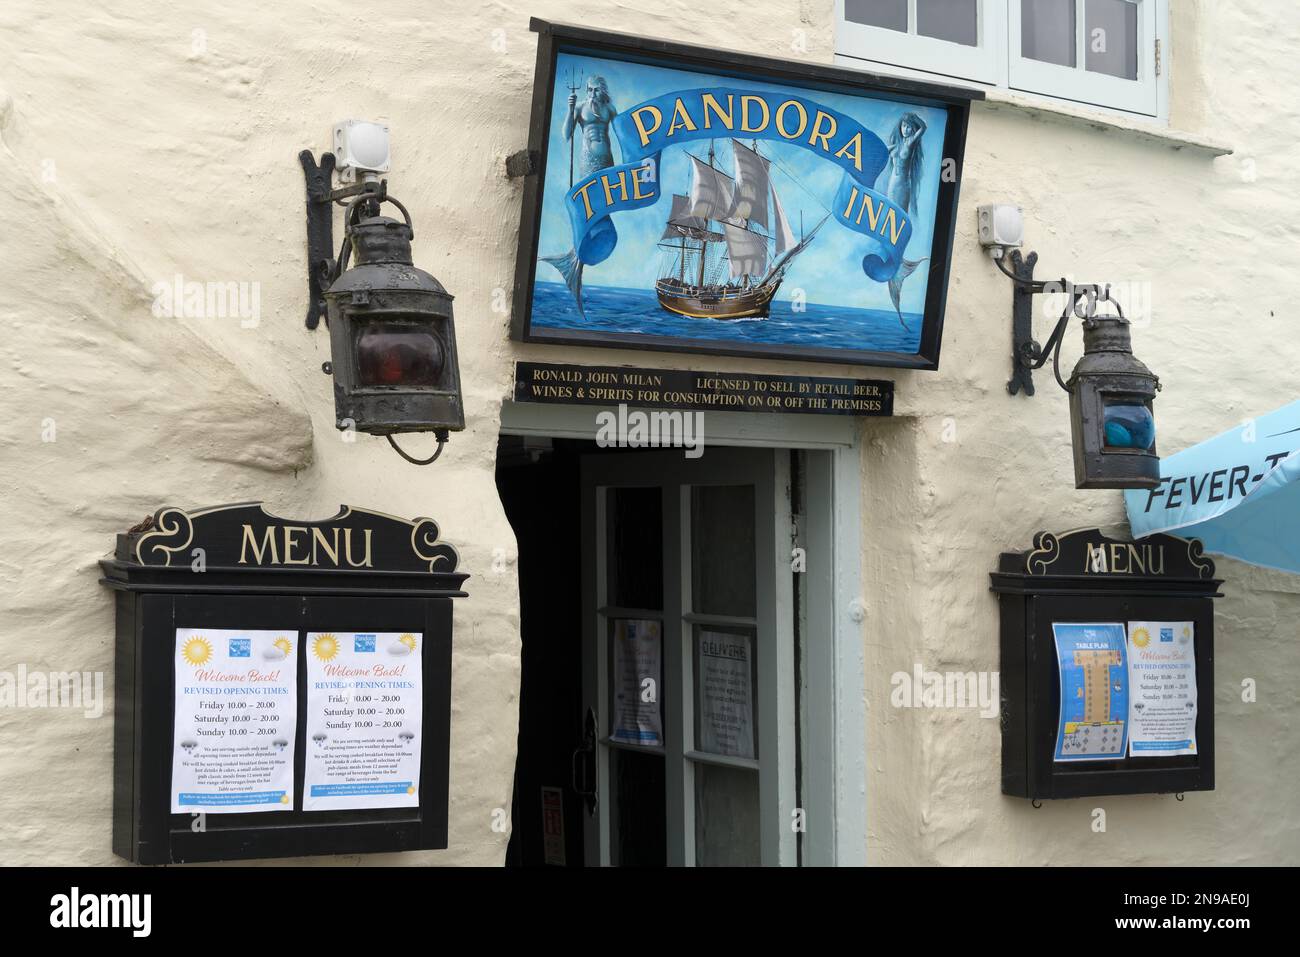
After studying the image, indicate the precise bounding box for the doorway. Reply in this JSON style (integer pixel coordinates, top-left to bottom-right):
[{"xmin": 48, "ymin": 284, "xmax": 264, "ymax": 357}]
[{"xmin": 497, "ymin": 405, "xmax": 864, "ymax": 866}]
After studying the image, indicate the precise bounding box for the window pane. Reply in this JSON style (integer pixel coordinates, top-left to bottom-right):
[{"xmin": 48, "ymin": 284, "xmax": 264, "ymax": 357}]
[
  {"xmin": 918, "ymin": 0, "xmax": 978, "ymax": 47},
  {"xmin": 691, "ymin": 485, "xmax": 755, "ymax": 617},
  {"xmin": 694, "ymin": 764, "xmax": 760, "ymax": 866},
  {"xmin": 607, "ymin": 487, "xmax": 662, "ymax": 610},
  {"xmin": 610, "ymin": 748, "xmax": 666, "ymax": 866},
  {"xmin": 843, "ymin": 0, "xmax": 907, "ymax": 33},
  {"xmin": 1086, "ymin": 0, "xmax": 1138, "ymax": 79},
  {"xmin": 1022, "ymin": 0, "xmax": 1077, "ymax": 67}
]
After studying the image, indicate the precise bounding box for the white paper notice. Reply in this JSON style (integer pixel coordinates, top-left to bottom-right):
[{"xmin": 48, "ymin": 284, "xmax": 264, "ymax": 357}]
[
  {"xmin": 1127, "ymin": 621, "xmax": 1198, "ymax": 757},
  {"xmin": 610, "ymin": 619, "xmax": 663, "ymax": 747},
  {"xmin": 303, "ymin": 632, "xmax": 423, "ymax": 811},
  {"xmin": 171, "ymin": 628, "xmax": 296, "ymax": 814},
  {"xmin": 697, "ymin": 630, "xmax": 755, "ymax": 759}
]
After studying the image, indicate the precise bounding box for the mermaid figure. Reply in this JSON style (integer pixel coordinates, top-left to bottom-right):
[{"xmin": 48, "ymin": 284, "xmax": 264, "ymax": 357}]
[{"xmin": 878, "ymin": 111, "xmax": 929, "ymax": 330}]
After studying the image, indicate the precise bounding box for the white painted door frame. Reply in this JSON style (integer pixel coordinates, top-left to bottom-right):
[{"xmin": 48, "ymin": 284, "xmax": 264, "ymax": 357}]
[{"xmin": 499, "ymin": 400, "xmax": 867, "ymax": 866}]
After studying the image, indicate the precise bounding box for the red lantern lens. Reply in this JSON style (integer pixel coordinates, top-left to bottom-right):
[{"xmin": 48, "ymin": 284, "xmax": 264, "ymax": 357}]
[{"xmin": 355, "ymin": 322, "xmax": 444, "ymax": 388}]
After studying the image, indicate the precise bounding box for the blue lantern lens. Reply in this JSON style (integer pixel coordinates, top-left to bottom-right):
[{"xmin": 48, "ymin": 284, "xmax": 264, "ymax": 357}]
[{"xmin": 1102, "ymin": 402, "xmax": 1155, "ymax": 450}]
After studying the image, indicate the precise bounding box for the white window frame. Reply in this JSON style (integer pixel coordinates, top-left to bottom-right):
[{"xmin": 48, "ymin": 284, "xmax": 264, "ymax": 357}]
[{"xmin": 834, "ymin": 0, "xmax": 1168, "ymax": 121}]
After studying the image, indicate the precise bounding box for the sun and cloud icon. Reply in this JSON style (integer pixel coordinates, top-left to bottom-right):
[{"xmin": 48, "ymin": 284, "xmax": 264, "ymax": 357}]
[{"xmin": 182, "ymin": 636, "xmax": 213, "ymax": 666}]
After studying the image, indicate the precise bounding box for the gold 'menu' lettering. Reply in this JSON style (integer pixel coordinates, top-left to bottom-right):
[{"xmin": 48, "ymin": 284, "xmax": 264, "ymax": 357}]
[
  {"xmin": 344, "ymin": 528, "xmax": 374, "ymax": 568},
  {"xmin": 239, "ymin": 524, "xmax": 278, "ymax": 565},
  {"xmin": 312, "ymin": 526, "xmax": 340, "ymax": 566}
]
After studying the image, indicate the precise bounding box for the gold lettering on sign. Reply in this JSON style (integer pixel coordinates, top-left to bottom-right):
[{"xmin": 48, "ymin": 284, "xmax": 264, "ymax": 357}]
[
  {"xmin": 1083, "ymin": 541, "xmax": 1165, "ymax": 575},
  {"xmin": 240, "ymin": 525, "xmax": 279, "ymax": 565},
  {"xmin": 237, "ymin": 524, "xmax": 374, "ymax": 567}
]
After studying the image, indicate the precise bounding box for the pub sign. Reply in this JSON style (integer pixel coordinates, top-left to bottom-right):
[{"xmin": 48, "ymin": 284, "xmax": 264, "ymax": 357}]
[{"xmin": 511, "ymin": 20, "xmax": 979, "ymax": 369}]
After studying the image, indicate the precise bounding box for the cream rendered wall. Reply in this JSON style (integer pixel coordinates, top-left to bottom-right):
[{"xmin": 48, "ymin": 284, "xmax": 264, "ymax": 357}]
[{"xmin": 0, "ymin": 0, "xmax": 1293, "ymax": 866}]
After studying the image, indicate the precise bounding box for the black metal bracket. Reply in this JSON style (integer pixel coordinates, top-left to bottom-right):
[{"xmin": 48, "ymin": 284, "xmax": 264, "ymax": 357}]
[
  {"xmin": 299, "ymin": 150, "xmax": 392, "ymax": 331},
  {"xmin": 994, "ymin": 249, "xmax": 1123, "ymax": 397}
]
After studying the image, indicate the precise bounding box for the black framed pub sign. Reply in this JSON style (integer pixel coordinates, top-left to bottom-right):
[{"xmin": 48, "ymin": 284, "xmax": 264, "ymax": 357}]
[{"xmin": 510, "ymin": 19, "xmax": 979, "ymax": 369}]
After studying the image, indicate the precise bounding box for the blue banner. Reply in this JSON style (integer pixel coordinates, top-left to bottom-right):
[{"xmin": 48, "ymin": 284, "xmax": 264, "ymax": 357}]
[{"xmin": 563, "ymin": 87, "xmax": 911, "ymax": 281}]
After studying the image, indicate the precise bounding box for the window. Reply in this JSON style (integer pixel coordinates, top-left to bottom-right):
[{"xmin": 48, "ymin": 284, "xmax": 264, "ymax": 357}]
[{"xmin": 835, "ymin": 0, "xmax": 1165, "ymax": 118}]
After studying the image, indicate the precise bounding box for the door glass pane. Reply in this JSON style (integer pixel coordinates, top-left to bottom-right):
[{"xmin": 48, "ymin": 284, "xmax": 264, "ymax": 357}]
[
  {"xmin": 1086, "ymin": 0, "xmax": 1138, "ymax": 79},
  {"xmin": 607, "ymin": 487, "xmax": 662, "ymax": 610},
  {"xmin": 694, "ymin": 626, "xmax": 757, "ymax": 759},
  {"xmin": 610, "ymin": 748, "xmax": 666, "ymax": 866},
  {"xmin": 918, "ymin": 0, "xmax": 978, "ymax": 47},
  {"xmin": 691, "ymin": 485, "xmax": 755, "ymax": 617},
  {"xmin": 1022, "ymin": 0, "xmax": 1077, "ymax": 67},
  {"xmin": 843, "ymin": 0, "xmax": 907, "ymax": 32},
  {"xmin": 695, "ymin": 764, "xmax": 760, "ymax": 866}
]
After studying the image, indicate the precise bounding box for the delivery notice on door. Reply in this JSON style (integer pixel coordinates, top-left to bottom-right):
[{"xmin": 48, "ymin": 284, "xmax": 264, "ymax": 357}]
[
  {"xmin": 697, "ymin": 630, "xmax": 755, "ymax": 759},
  {"xmin": 1126, "ymin": 621, "xmax": 1197, "ymax": 756},
  {"xmin": 171, "ymin": 628, "xmax": 296, "ymax": 813},
  {"xmin": 303, "ymin": 631, "xmax": 423, "ymax": 811},
  {"xmin": 1052, "ymin": 622, "xmax": 1129, "ymax": 762}
]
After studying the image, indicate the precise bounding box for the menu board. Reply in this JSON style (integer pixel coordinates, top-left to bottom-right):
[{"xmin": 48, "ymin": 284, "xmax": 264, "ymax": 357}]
[
  {"xmin": 303, "ymin": 631, "xmax": 423, "ymax": 811},
  {"xmin": 171, "ymin": 628, "xmax": 296, "ymax": 813},
  {"xmin": 1127, "ymin": 621, "xmax": 1198, "ymax": 756},
  {"xmin": 1052, "ymin": 623, "xmax": 1129, "ymax": 762}
]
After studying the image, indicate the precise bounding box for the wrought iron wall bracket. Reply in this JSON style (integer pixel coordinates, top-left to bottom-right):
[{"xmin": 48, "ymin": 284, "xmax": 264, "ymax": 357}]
[
  {"xmin": 300, "ymin": 150, "xmax": 390, "ymax": 331},
  {"xmin": 996, "ymin": 249, "xmax": 1122, "ymax": 397}
]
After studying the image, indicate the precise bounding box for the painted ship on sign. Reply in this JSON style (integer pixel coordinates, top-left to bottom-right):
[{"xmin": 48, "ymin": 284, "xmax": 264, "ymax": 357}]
[{"xmin": 655, "ymin": 139, "xmax": 826, "ymax": 321}]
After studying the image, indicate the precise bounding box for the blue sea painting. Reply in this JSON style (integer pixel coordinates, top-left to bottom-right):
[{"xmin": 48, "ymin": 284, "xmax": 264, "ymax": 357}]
[
  {"xmin": 529, "ymin": 48, "xmax": 949, "ymax": 357},
  {"xmin": 533, "ymin": 281, "xmax": 921, "ymax": 353}
]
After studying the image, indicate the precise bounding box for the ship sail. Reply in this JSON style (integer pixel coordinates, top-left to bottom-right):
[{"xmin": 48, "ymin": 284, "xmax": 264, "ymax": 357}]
[
  {"xmin": 722, "ymin": 222, "xmax": 768, "ymax": 278},
  {"xmin": 662, "ymin": 193, "xmax": 723, "ymax": 243},
  {"xmin": 726, "ymin": 140, "xmax": 771, "ymax": 230},
  {"xmin": 687, "ymin": 155, "xmax": 735, "ymax": 222},
  {"xmin": 770, "ymin": 176, "xmax": 798, "ymax": 257}
]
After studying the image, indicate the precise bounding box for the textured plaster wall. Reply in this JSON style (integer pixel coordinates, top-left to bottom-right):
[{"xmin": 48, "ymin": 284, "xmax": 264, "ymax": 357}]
[{"xmin": 0, "ymin": 0, "xmax": 1295, "ymax": 866}]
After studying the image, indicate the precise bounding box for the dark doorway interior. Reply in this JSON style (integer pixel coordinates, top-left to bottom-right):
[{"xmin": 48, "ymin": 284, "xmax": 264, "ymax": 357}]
[{"xmin": 497, "ymin": 435, "xmax": 587, "ymax": 866}]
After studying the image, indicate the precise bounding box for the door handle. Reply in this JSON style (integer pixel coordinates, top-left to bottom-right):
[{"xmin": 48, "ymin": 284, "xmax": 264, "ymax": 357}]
[{"xmin": 570, "ymin": 705, "xmax": 598, "ymax": 816}]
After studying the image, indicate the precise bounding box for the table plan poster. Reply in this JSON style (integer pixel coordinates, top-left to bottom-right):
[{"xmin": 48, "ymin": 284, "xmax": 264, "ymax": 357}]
[
  {"xmin": 610, "ymin": 619, "xmax": 663, "ymax": 747},
  {"xmin": 1052, "ymin": 622, "xmax": 1129, "ymax": 762},
  {"xmin": 171, "ymin": 628, "xmax": 296, "ymax": 813},
  {"xmin": 303, "ymin": 632, "xmax": 423, "ymax": 811},
  {"xmin": 697, "ymin": 630, "xmax": 755, "ymax": 759},
  {"xmin": 1127, "ymin": 621, "xmax": 1198, "ymax": 756}
]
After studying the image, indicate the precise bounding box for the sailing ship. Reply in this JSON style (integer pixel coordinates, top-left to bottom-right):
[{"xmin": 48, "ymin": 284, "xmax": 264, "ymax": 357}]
[{"xmin": 657, "ymin": 139, "xmax": 826, "ymax": 321}]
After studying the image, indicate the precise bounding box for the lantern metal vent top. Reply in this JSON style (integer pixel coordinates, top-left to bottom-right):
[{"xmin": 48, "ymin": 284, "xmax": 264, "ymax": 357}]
[{"xmin": 301, "ymin": 141, "xmax": 464, "ymax": 465}]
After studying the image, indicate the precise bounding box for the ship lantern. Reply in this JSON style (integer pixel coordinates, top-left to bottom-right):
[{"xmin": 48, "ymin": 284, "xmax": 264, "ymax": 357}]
[
  {"xmin": 322, "ymin": 197, "xmax": 465, "ymax": 464},
  {"xmin": 1067, "ymin": 314, "xmax": 1161, "ymax": 490}
]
